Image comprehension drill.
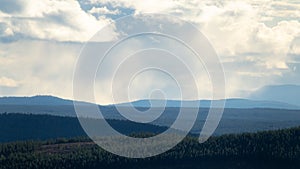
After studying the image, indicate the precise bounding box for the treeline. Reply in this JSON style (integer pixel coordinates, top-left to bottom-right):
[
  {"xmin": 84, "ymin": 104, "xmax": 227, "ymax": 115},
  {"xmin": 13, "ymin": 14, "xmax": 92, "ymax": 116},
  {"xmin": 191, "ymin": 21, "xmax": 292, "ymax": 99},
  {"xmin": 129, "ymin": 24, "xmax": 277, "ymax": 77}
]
[
  {"xmin": 0, "ymin": 113, "xmax": 167, "ymax": 142},
  {"xmin": 1, "ymin": 126, "xmax": 300, "ymax": 169}
]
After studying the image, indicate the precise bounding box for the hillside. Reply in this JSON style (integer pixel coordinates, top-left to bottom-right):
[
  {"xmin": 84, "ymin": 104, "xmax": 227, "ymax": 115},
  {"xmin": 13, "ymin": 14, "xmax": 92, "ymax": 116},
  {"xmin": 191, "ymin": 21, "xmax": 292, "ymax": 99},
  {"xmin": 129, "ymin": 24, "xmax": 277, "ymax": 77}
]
[
  {"xmin": 1, "ymin": 110, "xmax": 300, "ymax": 143},
  {"xmin": 0, "ymin": 113, "xmax": 167, "ymax": 142},
  {"xmin": 1, "ymin": 96, "xmax": 300, "ymax": 137},
  {"xmin": 1, "ymin": 126, "xmax": 300, "ymax": 169}
]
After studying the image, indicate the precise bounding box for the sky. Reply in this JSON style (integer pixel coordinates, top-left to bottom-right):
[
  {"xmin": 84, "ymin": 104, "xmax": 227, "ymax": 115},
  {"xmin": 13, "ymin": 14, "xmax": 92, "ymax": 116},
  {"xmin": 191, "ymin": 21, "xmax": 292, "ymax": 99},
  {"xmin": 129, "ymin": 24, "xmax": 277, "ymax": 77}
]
[{"xmin": 0, "ymin": 0, "xmax": 299, "ymax": 104}]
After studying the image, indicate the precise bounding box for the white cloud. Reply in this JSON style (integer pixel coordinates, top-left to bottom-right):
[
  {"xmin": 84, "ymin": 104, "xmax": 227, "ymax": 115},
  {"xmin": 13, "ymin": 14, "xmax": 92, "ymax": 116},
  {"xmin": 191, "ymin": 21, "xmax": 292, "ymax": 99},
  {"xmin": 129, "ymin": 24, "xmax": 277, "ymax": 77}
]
[
  {"xmin": 163, "ymin": 0, "xmax": 300, "ymax": 95},
  {"xmin": 89, "ymin": 6, "xmax": 121, "ymax": 15},
  {"xmin": 0, "ymin": 0, "xmax": 118, "ymax": 42},
  {"xmin": 87, "ymin": 0, "xmax": 300, "ymax": 68},
  {"xmin": 1, "ymin": 0, "xmax": 300, "ymax": 101},
  {"xmin": 265, "ymin": 1, "xmax": 300, "ymax": 18},
  {"xmin": 0, "ymin": 77, "xmax": 18, "ymax": 87},
  {"xmin": 88, "ymin": 0, "xmax": 176, "ymax": 13},
  {"xmin": 289, "ymin": 37, "xmax": 300, "ymax": 56},
  {"xmin": 0, "ymin": 40, "xmax": 81, "ymax": 98}
]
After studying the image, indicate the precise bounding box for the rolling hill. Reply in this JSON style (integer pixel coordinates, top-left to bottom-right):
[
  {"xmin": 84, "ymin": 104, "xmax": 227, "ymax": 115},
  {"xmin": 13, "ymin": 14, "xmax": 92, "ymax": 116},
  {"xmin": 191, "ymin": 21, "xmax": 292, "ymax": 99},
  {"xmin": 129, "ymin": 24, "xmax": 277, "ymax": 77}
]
[
  {"xmin": 1, "ymin": 95, "xmax": 300, "ymax": 136},
  {"xmin": 1, "ymin": 125, "xmax": 300, "ymax": 169},
  {"xmin": 0, "ymin": 113, "xmax": 167, "ymax": 142}
]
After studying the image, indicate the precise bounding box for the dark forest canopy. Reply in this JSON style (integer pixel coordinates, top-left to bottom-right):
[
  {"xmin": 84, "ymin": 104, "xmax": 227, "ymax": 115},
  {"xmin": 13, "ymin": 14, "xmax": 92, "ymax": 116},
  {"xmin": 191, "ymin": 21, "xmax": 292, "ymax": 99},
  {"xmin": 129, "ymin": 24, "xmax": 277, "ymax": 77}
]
[
  {"xmin": 1, "ymin": 125, "xmax": 300, "ymax": 169},
  {"xmin": 0, "ymin": 113, "xmax": 168, "ymax": 142}
]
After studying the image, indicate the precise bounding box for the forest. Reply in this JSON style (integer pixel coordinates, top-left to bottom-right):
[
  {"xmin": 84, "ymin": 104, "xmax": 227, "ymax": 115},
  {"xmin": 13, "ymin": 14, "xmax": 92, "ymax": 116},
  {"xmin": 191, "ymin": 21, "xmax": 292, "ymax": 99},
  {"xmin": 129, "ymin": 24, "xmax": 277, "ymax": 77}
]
[
  {"xmin": 1, "ymin": 123, "xmax": 300, "ymax": 169},
  {"xmin": 0, "ymin": 113, "xmax": 167, "ymax": 142}
]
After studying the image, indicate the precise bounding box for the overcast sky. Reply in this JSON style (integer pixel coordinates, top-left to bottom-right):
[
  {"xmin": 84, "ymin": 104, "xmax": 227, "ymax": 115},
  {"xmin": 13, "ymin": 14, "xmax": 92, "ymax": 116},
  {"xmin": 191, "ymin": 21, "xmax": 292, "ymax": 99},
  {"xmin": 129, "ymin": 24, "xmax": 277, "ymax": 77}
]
[{"xmin": 0, "ymin": 0, "xmax": 299, "ymax": 104}]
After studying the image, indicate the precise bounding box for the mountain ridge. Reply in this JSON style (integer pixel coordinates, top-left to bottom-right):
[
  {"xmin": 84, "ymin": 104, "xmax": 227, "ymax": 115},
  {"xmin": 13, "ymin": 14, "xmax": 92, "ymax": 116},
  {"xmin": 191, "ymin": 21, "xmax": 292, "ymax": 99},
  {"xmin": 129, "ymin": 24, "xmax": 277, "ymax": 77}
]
[
  {"xmin": 113, "ymin": 98, "xmax": 300, "ymax": 109},
  {"xmin": 249, "ymin": 84, "xmax": 300, "ymax": 107},
  {"xmin": 0, "ymin": 95, "xmax": 299, "ymax": 110}
]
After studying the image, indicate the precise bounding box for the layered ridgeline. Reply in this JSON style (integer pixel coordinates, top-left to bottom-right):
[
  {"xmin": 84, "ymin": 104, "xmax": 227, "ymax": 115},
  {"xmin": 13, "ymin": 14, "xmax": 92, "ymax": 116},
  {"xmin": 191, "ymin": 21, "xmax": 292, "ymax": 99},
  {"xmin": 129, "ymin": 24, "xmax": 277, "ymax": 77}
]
[
  {"xmin": 0, "ymin": 126, "xmax": 300, "ymax": 169},
  {"xmin": 115, "ymin": 98, "xmax": 299, "ymax": 109},
  {"xmin": 249, "ymin": 84, "xmax": 300, "ymax": 107},
  {"xmin": 1, "ymin": 95, "xmax": 300, "ymax": 136},
  {"xmin": 0, "ymin": 94, "xmax": 299, "ymax": 109}
]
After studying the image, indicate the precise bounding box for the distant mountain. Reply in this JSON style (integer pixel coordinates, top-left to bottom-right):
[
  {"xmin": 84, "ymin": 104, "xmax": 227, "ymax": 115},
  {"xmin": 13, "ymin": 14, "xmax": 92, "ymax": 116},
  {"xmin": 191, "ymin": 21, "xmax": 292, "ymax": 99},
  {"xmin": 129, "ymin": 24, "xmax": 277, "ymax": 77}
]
[
  {"xmin": 249, "ymin": 85, "xmax": 300, "ymax": 107},
  {"xmin": 0, "ymin": 95, "xmax": 90, "ymax": 106},
  {"xmin": 115, "ymin": 98, "xmax": 300, "ymax": 109},
  {"xmin": 0, "ymin": 95, "xmax": 73, "ymax": 105},
  {"xmin": 1, "ymin": 96, "xmax": 300, "ymax": 136},
  {"xmin": 1, "ymin": 95, "xmax": 299, "ymax": 110}
]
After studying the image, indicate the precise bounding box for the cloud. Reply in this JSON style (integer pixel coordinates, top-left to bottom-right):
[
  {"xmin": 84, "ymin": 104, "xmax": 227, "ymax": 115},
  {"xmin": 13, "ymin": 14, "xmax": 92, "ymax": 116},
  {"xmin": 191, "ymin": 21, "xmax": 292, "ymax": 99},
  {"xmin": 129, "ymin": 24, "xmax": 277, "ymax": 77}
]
[
  {"xmin": 79, "ymin": 16, "xmax": 220, "ymax": 104},
  {"xmin": 0, "ymin": 0, "xmax": 118, "ymax": 42},
  {"xmin": 89, "ymin": 6, "xmax": 121, "ymax": 15},
  {"xmin": 0, "ymin": 40, "xmax": 81, "ymax": 98},
  {"xmin": 87, "ymin": 0, "xmax": 176, "ymax": 14},
  {"xmin": 167, "ymin": 1, "xmax": 300, "ymax": 67},
  {"xmin": 1, "ymin": 0, "xmax": 300, "ymax": 102},
  {"xmin": 0, "ymin": 77, "xmax": 18, "ymax": 87},
  {"xmin": 170, "ymin": 0, "xmax": 300, "ymax": 96},
  {"xmin": 265, "ymin": 1, "xmax": 300, "ymax": 18},
  {"xmin": 87, "ymin": 0, "xmax": 300, "ymax": 68}
]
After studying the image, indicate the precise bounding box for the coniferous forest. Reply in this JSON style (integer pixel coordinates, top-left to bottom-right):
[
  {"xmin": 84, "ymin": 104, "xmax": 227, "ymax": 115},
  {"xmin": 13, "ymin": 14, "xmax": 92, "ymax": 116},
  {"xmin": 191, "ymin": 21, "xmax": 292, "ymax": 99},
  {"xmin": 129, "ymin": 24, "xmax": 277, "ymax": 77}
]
[{"xmin": 1, "ymin": 122, "xmax": 300, "ymax": 169}]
